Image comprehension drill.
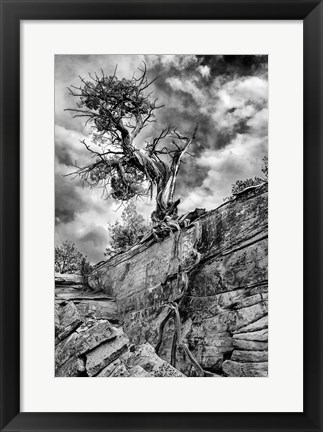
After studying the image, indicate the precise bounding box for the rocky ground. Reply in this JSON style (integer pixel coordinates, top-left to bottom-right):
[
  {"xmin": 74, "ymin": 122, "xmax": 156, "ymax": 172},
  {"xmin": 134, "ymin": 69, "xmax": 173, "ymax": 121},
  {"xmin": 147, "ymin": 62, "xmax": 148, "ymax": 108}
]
[{"xmin": 55, "ymin": 286, "xmax": 185, "ymax": 377}]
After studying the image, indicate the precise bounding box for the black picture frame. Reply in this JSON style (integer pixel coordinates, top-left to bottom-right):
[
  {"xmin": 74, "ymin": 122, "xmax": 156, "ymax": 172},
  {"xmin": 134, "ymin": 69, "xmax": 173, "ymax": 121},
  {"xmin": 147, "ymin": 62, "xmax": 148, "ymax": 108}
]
[{"xmin": 0, "ymin": 1, "xmax": 322, "ymax": 431}]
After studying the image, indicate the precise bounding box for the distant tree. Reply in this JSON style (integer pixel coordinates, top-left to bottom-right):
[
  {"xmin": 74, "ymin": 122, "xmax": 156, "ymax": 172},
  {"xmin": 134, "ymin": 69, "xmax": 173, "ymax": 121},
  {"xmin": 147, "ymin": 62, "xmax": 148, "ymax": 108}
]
[
  {"xmin": 55, "ymin": 241, "xmax": 94, "ymax": 287},
  {"xmin": 104, "ymin": 202, "xmax": 150, "ymax": 256},
  {"xmin": 231, "ymin": 176, "xmax": 264, "ymax": 195},
  {"xmin": 79, "ymin": 256, "xmax": 93, "ymax": 286},
  {"xmin": 55, "ymin": 241, "xmax": 83, "ymax": 274},
  {"xmin": 66, "ymin": 63, "xmax": 197, "ymax": 232},
  {"xmin": 225, "ymin": 156, "xmax": 268, "ymax": 200}
]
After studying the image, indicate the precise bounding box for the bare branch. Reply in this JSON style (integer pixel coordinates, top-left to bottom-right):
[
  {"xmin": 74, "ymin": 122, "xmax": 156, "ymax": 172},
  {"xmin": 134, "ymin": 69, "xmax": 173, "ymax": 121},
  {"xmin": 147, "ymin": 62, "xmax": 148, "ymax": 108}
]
[{"xmin": 66, "ymin": 64, "xmax": 198, "ymax": 224}]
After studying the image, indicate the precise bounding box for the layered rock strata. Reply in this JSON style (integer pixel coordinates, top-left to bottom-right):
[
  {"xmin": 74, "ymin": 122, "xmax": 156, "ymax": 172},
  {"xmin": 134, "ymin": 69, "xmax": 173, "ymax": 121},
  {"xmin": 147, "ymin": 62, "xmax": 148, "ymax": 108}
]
[
  {"xmin": 55, "ymin": 292, "xmax": 184, "ymax": 377},
  {"xmin": 84, "ymin": 183, "xmax": 268, "ymax": 377}
]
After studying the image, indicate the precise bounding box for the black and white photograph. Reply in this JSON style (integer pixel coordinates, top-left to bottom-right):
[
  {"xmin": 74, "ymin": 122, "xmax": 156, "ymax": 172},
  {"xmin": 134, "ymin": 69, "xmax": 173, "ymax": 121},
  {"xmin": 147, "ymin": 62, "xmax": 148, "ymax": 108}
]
[{"xmin": 55, "ymin": 54, "xmax": 268, "ymax": 378}]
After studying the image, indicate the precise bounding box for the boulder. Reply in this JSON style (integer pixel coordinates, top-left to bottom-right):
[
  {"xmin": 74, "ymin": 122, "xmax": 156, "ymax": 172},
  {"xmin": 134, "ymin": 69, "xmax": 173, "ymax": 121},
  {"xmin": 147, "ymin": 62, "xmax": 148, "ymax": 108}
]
[
  {"xmin": 96, "ymin": 359, "xmax": 122, "ymax": 377},
  {"xmin": 86, "ymin": 330, "xmax": 130, "ymax": 376},
  {"xmin": 55, "ymin": 301, "xmax": 83, "ymax": 343},
  {"xmin": 75, "ymin": 299, "xmax": 118, "ymax": 322},
  {"xmin": 55, "ymin": 303, "xmax": 60, "ymax": 333},
  {"xmin": 109, "ymin": 362, "xmax": 130, "ymax": 377},
  {"xmin": 56, "ymin": 357, "xmax": 86, "ymax": 377},
  {"xmin": 126, "ymin": 343, "xmax": 186, "ymax": 377},
  {"xmin": 96, "ymin": 358, "xmax": 153, "ymax": 377},
  {"xmin": 55, "ymin": 273, "xmax": 83, "ymax": 286},
  {"xmin": 55, "ymin": 320, "xmax": 116, "ymax": 368},
  {"xmin": 128, "ymin": 365, "xmax": 152, "ymax": 377}
]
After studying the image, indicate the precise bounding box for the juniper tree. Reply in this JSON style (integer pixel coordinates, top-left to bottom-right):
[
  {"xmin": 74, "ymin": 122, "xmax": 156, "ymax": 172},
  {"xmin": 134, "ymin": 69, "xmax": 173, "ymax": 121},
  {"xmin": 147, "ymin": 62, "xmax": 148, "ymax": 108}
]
[
  {"xmin": 104, "ymin": 202, "xmax": 150, "ymax": 256},
  {"xmin": 55, "ymin": 240, "xmax": 83, "ymax": 274},
  {"xmin": 224, "ymin": 155, "xmax": 268, "ymax": 200},
  {"xmin": 66, "ymin": 63, "xmax": 197, "ymax": 233}
]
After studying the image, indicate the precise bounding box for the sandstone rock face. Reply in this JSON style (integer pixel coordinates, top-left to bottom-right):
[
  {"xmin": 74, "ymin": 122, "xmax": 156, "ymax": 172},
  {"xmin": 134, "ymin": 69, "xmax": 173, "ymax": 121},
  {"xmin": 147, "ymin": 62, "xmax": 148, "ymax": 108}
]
[
  {"xmin": 96, "ymin": 359, "xmax": 124, "ymax": 377},
  {"xmin": 231, "ymin": 350, "xmax": 268, "ymax": 363},
  {"xmin": 55, "ymin": 273, "xmax": 83, "ymax": 286},
  {"xmin": 56, "ymin": 356, "xmax": 86, "ymax": 377},
  {"xmin": 87, "ymin": 183, "xmax": 268, "ymax": 377},
  {"xmin": 75, "ymin": 299, "xmax": 118, "ymax": 322},
  {"xmin": 55, "ymin": 301, "xmax": 83, "ymax": 344},
  {"xmin": 55, "ymin": 320, "xmax": 116, "ymax": 371},
  {"xmin": 126, "ymin": 343, "xmax": 185, "ymax": 377},
  {"xmin": 127, "ymin": 365, "xmax": 152, "ymax": 377},
  {"xmin": 222, "ymin": 360, "xmax": 268, "ymax": 377},
  {"xmin": 86, "ymin": 329, "xmax": 130, "ymax": 376},
  {"xmin": 55, "ymin": 184, "xmax": 268, "ymax": 377},
  {"xmin": 55, "ymin": 301, "xmax": 183, "ymax": 377},
  {"xmin": 55, "ymin": 287, "xmax": 119, "ymax": 323}
]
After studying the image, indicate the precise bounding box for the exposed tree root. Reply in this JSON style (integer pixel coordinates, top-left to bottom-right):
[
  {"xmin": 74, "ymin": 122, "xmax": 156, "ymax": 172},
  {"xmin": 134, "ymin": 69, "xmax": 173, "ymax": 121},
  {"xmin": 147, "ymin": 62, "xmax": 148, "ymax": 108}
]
[
  {"xmin": 169, "ymin": 302, "xmax": 205, "ymax": 377},
  {"xmin": 155, "ymin": 308, "xmax": 173, "ymax": 354},
  {"xmin": 155, "ymin": 221, "xmax": 209, "ymax": 377}
]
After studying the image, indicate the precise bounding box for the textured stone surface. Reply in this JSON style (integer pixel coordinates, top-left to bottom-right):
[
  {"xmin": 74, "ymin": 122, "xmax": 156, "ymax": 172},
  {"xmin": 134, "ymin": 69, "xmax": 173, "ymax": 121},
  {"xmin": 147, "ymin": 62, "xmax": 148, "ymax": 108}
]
[
  {"xmin": 231, "ymin": 350, "xmax": 268, "ymax": 363},
  {"xmin": 55, "ymin": 301, "xmax": 83, "ymax": 344},
  {"xmin": 86, "ymin": 330, "xmax": 130, "ymax": 376},
  {"xmin": 55, "ymin": 287, "xmax": 114, "ymax": 302},
  {"xmin": 96, "ymin": 359, "xmax": 121, "ymax": 377},
  {"xmin": 222, "ymin": 360, "xmax": 268, "ymax": 377},
  {"xmin": 128, "ymin": 365, "xmax": 152, "ymax": 377},
  {"xmin": 56, "ymin": 183, "xmax": 268, "ymax": 377},
  {"xmin": 109, "ymin": 362, "xmax": 130, "ymax": 377},
  {"xmin": 56, "ymin": 356, "xmax": 86, "ymax": 377},
  {"xmin": 75, "ymin": 299, "xmax": 118, "ymax": 322},
  {"xmin": 126, "ymin": 343, "xmax": 186, "ymax": 377},
  {"xmin": 109, "ymin": 184, "xmax": 268, "ymax": 376},
  {"xmin": 233, "ymin": 329, "xmax": 268, "ymax": 341},
  {"xmin": 55, "ymin": 273, "xmax": 83, "ymax": 286},
  {"xmin": 234, "ymin": 316, "xmax": 268, "ymax": 334},
  {"xmin": 55, "ymin": 287, "xmax": 118, "ymax": 323},
  {"xmin": 55, "ymin": 320, "xmax": 116, "ymax": 369},
  {"xmin": 232, "ymin": 339, "xmax": 268, "ymax": 351}
]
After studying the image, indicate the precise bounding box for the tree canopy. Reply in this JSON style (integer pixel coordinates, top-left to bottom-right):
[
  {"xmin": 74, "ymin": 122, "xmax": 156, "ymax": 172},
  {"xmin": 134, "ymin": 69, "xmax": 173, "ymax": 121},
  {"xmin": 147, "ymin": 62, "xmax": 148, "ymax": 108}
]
[
  {"xmin": 55, "ymin": 240, "xmax": 84, "ymax": 274},
  {"xmin": 104, "ymin": 202, "xmax": 150, "ymax": 256},
  {"xmin": 55, "ymin": 240, "xmax": 93, "ymax": 286},
  {"xmin": 66, "ymin": 63, "xmax": 197, "ymax": 231},
  {"xmin": 226, "ymin": 155, "xmax": 268, "ymax": 199}
]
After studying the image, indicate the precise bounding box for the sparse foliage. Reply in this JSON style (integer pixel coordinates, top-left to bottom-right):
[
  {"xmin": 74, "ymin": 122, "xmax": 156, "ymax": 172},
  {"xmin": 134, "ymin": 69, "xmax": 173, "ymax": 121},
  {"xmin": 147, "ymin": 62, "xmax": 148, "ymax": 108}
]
[
  {"xmin": 104, "ymin": 202, "xmax": 150, "ymax": 255},
  {"xmin": 225, "ymin": 156, "xmax": 268, "ymax": 201},
  {"xmin": 80, "ymin": 256, "xmax": 93, "ymax": 286},
  {"xmin": 55, "ymin": 240, "xmax": 92, "ymax": 288},
  {"xmin": 231, "ymin": 176, "xmax": 264, "ymax": 195},
  {"xmin": 261, "ymin": 155, "xmax": 268, "ymax": 180},
  {"xmin": 55, "ymin": 241, "xmax": 83, "ymax": 274},
  {"xmin": 66, "ymin": 63, "xmax": 197, "ymax": 229}
]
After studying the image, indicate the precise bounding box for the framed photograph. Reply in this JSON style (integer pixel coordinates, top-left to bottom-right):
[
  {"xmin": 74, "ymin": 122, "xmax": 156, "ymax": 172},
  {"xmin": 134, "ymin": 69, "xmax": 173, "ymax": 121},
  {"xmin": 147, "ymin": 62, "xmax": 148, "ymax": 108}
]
[{"xmin": 1, "ymin": 1, "xmax": 322, "ymax": 431}]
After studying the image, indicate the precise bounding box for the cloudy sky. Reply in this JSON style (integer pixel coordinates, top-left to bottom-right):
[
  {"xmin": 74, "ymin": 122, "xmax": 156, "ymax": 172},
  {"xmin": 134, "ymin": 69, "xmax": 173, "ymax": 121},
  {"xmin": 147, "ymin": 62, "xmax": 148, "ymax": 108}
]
[{"xmin": 55, "ymin": 55, "xmax": 268, "ymax": 263}]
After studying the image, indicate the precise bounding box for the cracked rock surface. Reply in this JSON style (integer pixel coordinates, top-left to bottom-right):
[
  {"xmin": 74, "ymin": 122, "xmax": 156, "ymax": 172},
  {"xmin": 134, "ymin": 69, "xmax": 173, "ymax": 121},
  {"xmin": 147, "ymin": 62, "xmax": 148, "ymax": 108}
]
[
  {"xmin": 55, "ymin": 184, "xmax": 268, "ymax": 377},
  {"xmin": 55, "ymin": 297, "xmax": 183, "ymax": 377}
]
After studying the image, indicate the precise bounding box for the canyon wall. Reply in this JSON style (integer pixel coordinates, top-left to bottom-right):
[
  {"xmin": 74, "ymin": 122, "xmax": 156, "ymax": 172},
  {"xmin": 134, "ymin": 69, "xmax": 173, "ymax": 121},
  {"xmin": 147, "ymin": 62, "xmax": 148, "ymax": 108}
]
[{"xmin": 87, "ymin": 182, "xmax": 268, "ymax": 377}]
